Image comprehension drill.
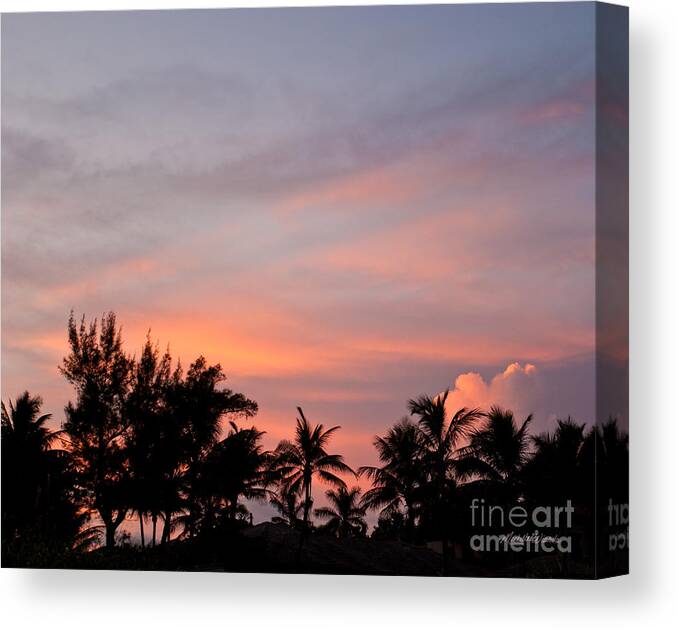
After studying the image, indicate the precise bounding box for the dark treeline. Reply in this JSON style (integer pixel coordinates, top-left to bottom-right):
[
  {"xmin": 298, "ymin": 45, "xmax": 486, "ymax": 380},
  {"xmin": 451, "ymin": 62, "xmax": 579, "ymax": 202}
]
[{"xmin": 2, "ymin": 312, "xmax": 628, "ymax": 574}]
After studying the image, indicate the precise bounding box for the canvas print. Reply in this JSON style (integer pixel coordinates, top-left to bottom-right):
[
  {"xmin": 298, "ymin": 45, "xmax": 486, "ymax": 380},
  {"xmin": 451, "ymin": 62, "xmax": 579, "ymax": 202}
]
[{"xmin": 1, "ymin": 2, "xmax": 628, "ymax": 578}]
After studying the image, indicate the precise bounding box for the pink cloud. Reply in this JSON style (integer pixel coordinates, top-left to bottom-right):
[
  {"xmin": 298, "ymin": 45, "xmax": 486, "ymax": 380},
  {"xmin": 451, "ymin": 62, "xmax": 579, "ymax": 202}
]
[
  {"xmin": 440, "ymin": 358, "xmax": 596, "ymax": 435},
  {"xmin": 444, "ymin": 362, "xmax": 539, "ymax": 418},
  {"xmin": 516, "ymin": 79, "xmax": 594, "ymax": 126},
  {"xmin": 278, "ymin": 161, "xmax": 426, "ymax": 213},
  {"xmin": 518, "ymin": 101, "xmax": 585, "ymax": 124}
]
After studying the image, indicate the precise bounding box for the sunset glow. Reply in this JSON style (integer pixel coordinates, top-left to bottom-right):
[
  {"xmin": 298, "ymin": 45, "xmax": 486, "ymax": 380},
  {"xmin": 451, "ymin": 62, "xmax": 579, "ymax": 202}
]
[{"xmin": 2, "ymin": 4, "xmax": 608, "ymax": 523}]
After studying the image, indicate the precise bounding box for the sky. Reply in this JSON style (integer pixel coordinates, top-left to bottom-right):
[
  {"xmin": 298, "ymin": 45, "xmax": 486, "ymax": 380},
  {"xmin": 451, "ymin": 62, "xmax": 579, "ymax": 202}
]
[{"xmin": 1, "ymin": 4, "xmax": 617, "ymax": 523}]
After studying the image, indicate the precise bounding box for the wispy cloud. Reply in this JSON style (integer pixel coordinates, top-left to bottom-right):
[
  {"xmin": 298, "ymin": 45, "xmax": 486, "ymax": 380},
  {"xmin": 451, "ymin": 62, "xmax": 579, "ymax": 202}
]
[{"xmin": 2, "ymin": 5, "xmax": 603, "ymax": 473}]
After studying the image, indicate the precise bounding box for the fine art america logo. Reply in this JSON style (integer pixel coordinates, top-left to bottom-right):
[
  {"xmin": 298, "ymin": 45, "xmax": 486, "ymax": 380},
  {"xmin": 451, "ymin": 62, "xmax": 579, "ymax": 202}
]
[
  {"xmin": 608, "ymin": 500, "xmax": 629, "ymax": 551},
  {"xmin": 469, "ymin": 499, "xmax": 574, "ymax": 553},
  {"xmin": 469, "ymin": 499, "xmax": 630, "ymax": 554}
]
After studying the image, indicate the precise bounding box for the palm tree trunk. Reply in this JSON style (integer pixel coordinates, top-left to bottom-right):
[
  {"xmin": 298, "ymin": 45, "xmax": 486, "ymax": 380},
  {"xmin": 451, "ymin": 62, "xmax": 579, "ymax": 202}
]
[
  {"xmin": 161, "ymin": 512, "xmax": 171, "ymax": 544},
  {"xmin": 438, "ymin": 491, "xmax": 449, "ymax": 575},
  {"xmin": 104, "ymin": 519, "xmax": 116, "ymax": 548},
  {"xmin": 152, "ymin": 514, "xmax": 158, "ymax": 547},
  {"xmin": 441, "ymin": 536, "xmax": 450, "ymax": 576},
  {"xmin": 405, "ymin": 500, "xmax": 414, "ymax": 542},
  {"xmin": 296, "ymin": 478, "xmax": 312, "ymax": 566},
  {"xmin": 303, "ymin": 479, "xmax": 312, "ymax": 531},
  {"xmin": 99, "ymin": 507, "xmax": 118, "ymax": 549},
  {"xmin": 139, "ymin": 514, "xmax": 146, "ymax": 549}
]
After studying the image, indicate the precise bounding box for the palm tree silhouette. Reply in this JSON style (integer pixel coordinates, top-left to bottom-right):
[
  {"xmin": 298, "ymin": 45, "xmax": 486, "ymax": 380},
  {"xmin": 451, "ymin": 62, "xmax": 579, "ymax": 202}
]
[
  {"xmin": 203, "ymin": 422, "xmax": 271, "ymax": 524},
  {"xmin": 314, "ymin": 486, "xmax": 367, "ymax": 538},
  {"xmin": 158, "ymin": 469, "xmax": 186, "ymax": 544},
  {"xmin": 270, "ymin": 486, "xmax": 304, "ymax": 528},
  {"xmin": 274, "ymin": 407, "xmax": 353, "ymax": 533},
  {"xmin": 597, "ymin": 418, "xmax": 629, "ymax": 490},
  {"xmin": 1, "ymin": 391, "xmax": 57, "ymax": 452},
  {"xmin": 523, "ymin": 417, "xmax": 628, "ymax": 521},
  {"xmin": 2, "ymin": 392, "xmax": 58, "ymax": 544},
  {"xmin": 359, "ymin": 418, "xmax": 424, "ymax": 539},
  {"xmin": 456, "ymin": 406, "xmax": 533, "ymax": 498},
  {"xmin": 522, "ymin": 417, "xmax": 586, "ymax": 505},
  {"xmin": 408, "ymin": 390, "xmax": 482, "ymax": 572},
  {"xmin": 2, "ymin": 392, "xmax": 91, "ymax": 558},
  {"xmin": 168, "ymin": 356, "xmax": 258, "ymax": 537}
]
